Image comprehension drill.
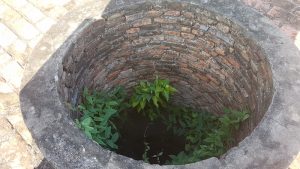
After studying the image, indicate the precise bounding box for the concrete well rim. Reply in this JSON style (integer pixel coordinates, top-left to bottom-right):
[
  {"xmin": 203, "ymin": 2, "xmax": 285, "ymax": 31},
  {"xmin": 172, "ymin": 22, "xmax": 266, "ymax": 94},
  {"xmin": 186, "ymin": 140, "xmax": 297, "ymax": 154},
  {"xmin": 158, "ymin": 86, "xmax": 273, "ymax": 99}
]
[{"xmin": 20, "ymin": 0, "xmax": 300, "ymax": 169}]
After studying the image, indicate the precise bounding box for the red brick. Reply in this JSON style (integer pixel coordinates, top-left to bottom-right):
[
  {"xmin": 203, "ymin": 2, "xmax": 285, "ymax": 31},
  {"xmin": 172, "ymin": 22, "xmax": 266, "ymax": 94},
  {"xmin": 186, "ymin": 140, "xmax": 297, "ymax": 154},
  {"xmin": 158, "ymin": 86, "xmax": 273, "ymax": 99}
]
[
  {"xmin": 227, "ymin": 57, "xmax": 240, "ymax": 68},
  {"xmin": 216, "ymin": 23, "xmax": 230, "ymax": 33},
  {"xmin": 254, "ymin": 1, "xmax": 271, "ymax": 14},
  {"xmin": 196, "ymin": 73, "xmax": 210, "ymax": 82},
  {"xmin": 190, "ymin": 59, "xmax": 208, "ymax": 70},
  {"xmin": 210, "ymin": 51, "xmax": 218, "ymax": 57},
  {"xmin": 164, "ymin": 10, "xmax": 181, "ymax": 16},
  {"xmin": 132, "ymin": 18, "xmax": 152, "ymax": 27},
  {"xmin": 147, "ymin": 10, "xmax": 163, "ymax": 17},
  {"xmin": 148, "ymin": 48, "xmax": 165, "ymax": 55},
  {"xmin": 241, "ymin": 50, "xmax": 250, "ymax": 62},
  {"xmin": 243, "ymin": 0, "xmax": 258, "ymax": 6},
  {"xmin": 181, "ymin": 32, "xmax": 195, "ymax": 39},
  {"xmin": 182, "ymin": 11, "xmax": 194, "ymax": 19},
  {"xmin": 207, "ymin": 75, "xmax": 220, "ymax": 85},
  {"xmin": 206, "ymin": 41, "xmax": 215, "ymax": 48},
  {"xmin": 159, "ymin": 45, "xmax": 170, "ymax": 50},
  {"xmin": 215, "ymin": 47, "xmax": 226, "ymax": 56},
  {"xmin": 154, "ymin": 17, "xmax": 177, "ymax": 24},
  {"xmin": 191, "ymin": 29, "xmax": 204, "ymax": 36},
  {"xmin": 179, "ymin": 62, "xmax": 188, "ymax": 68},
  {"xmin": 126, "ymin": 28, "xmax": 140, "ymax": 34},
  {"xmin": 107, "ymin": 70, "xmax": 121, "ymax": 81},
  {"xmin": 280, "ymin": 25, "xmax": 298, "ymax": 40},
  {"xmin": 181, "ymin": 67, "xmax": 193, "ymax": 74},
  {"xmin": 164, "ymin": 30, "xmax": 180, "ymax": 36},
  {"xmin": 267, "ymin": 6, "xmax": 285, "ymax": 18},
  {"xmin": 181, "ymin": 26, "xmax": 191, "ymax": 33}
]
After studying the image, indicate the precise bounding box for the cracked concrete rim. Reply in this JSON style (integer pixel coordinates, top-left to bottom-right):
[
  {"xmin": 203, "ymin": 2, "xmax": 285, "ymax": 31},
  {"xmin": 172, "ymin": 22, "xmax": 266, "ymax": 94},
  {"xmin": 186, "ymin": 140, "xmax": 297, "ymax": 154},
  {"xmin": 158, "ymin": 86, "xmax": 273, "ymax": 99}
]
[{"xmin": 20, "ymin": 0, "xmax": 300, "ymax": 169}]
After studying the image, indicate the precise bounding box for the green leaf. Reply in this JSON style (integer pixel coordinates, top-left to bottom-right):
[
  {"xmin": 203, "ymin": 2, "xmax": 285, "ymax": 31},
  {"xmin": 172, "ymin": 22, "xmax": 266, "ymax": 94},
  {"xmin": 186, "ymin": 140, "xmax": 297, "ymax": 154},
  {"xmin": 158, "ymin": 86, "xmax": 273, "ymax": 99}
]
[
  {"xmin": 81, "ymin": 117, "xmax": 92, "ymax": 127},
  {"xmin": 242, "ymin": 113, "xmax": 250, "ymax": 121},
  {"xmin": 152, "ymin": 96, "xmax": 159, "ymax": 108},
  {"xmin": 101, "ymin": 109, "xmax": 117, "ymax": 125},
  {"xmin": 84, "ymin": 130, "xmax": 92, "ymax": 139},
  {"xmin": 75, "ymin": 119, "xmax": 82, "ymax": 128},
  {"xmin": 111, "ymin": 133, "xmax": 119, "ymax": 143},
  {"xmin": 131, "ymin": 99, "xmax": 139, "ymax": 108},
  {"xmin": 105, "ymin": 126, "xmax": 111, "ymax": 139},
  {"xmin": 86, "ymin": 96, "xmax": 93, "ymax": 104},
  {"xmin": 95, "ymin": 138, "xmax": 106, "ymax": 146},
  {"xmin": 107, "ymin": 101, "xmax": 119, "ymax": 106},
  {"xmin": 94, "ymin": 117, "xmax": 102, "ymax": 121},
  {"xmin": 140, "ymin": 99, "xmax": 146, "ymax": 110},
  {"xmin": 157, "ymin": 151, "xmax": 163, "ymax": 156},
  {"xmin": 103, "ymin": 108, "xmax": 117, "ymax": 114},
  {"xmin": 78, "ymin": 105, "xmax": 86, "ymax": 111},
  {"xmin": 163, "ymin": 90, "xmax": 169, "ymax": 101},
  {"xmin": 107, "ymin": 140, "xmax": 118, "ymax": 149}
]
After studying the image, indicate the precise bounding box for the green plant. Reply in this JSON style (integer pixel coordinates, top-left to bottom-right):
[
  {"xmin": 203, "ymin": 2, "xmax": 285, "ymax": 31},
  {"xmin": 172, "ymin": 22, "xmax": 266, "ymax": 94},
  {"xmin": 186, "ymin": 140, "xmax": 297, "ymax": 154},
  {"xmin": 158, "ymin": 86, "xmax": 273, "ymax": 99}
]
[
  {"xmin": 152, "ymin": 151, "xmax": 163, "ymax": 164},
  {"xmin": 75, "ymin": 87, "xmax": 128, "ymax": 150},
  {"xmin": 130, "ymin": 76, "xmax": 176, "ymax": 121},
  {"xmin": 142, "ymin": 141, "xmax": 150, "ymax": 163},
  {"xmin": 163, "ymin": 107, "xmax": 217, "ymax": 139},
  {"xmin": 142, "ymin": 123, "xmax": 164, "ymax": 164},
  {"xmin": 75, "ymin": 78, "xmax": 249, "ymax": 165},
  {"xmin": 167, "ymin": 109, "xmax": 249, "ymax": 165},
  {"xmin": 168, "ymin": 151, "xmax": 193, "ymax": 165}
]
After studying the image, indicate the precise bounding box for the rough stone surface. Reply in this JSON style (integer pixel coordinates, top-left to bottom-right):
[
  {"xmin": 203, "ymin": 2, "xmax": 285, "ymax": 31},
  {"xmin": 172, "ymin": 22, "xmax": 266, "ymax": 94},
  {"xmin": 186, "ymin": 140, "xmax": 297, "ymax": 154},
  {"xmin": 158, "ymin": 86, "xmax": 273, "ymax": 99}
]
[
  {"xmin": 0, "ymin": 0, "xmax": 298, "ymax": 168},
  {"xmin": 19, "ymin": 0, "xmax": 300, "ymax": 169},
  {"xmin": 0, "ymin": 0, "xmax": 97, "ymax": 168}
]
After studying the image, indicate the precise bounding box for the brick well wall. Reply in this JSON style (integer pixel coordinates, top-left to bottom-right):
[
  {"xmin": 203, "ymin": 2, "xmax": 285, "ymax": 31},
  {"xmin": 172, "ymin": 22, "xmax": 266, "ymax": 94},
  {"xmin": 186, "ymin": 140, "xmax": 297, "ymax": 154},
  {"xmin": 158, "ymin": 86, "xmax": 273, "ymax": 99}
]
[{"xmin": 58, "ymin": 2, "xmax": 274, "ymax": 146}]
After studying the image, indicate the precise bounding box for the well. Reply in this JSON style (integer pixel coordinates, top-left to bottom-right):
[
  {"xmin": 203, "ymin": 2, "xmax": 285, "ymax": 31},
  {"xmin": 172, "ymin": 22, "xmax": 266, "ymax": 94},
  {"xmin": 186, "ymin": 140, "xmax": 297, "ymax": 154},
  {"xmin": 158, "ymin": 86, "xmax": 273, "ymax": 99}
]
[{"xmin": 20, "ymin": 0, "xmax": 300, "ymax": 169}]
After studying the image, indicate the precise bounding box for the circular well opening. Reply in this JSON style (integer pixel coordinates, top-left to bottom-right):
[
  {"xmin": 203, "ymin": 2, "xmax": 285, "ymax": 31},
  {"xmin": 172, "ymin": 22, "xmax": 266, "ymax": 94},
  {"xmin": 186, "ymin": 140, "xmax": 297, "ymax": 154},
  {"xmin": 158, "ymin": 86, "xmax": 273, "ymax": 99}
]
[{"xmin": 58, "ymin": 1, "xmax": 273, "ymax": 165}]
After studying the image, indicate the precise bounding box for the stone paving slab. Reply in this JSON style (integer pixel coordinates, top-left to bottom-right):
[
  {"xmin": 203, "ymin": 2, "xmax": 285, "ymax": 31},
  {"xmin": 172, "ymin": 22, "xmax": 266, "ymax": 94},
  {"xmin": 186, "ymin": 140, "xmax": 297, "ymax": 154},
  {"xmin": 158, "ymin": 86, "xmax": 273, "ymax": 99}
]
[
  {"xmin": 243, "ymin": 0, "xmax": 300, "ymax": 46},
  {"xmin": 0, "ymin": 0, "xmax": 93, "ymax": 168},
  {"xmin": 0, "ymin": 0, "xmax": 299, "ymax": 168}
]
